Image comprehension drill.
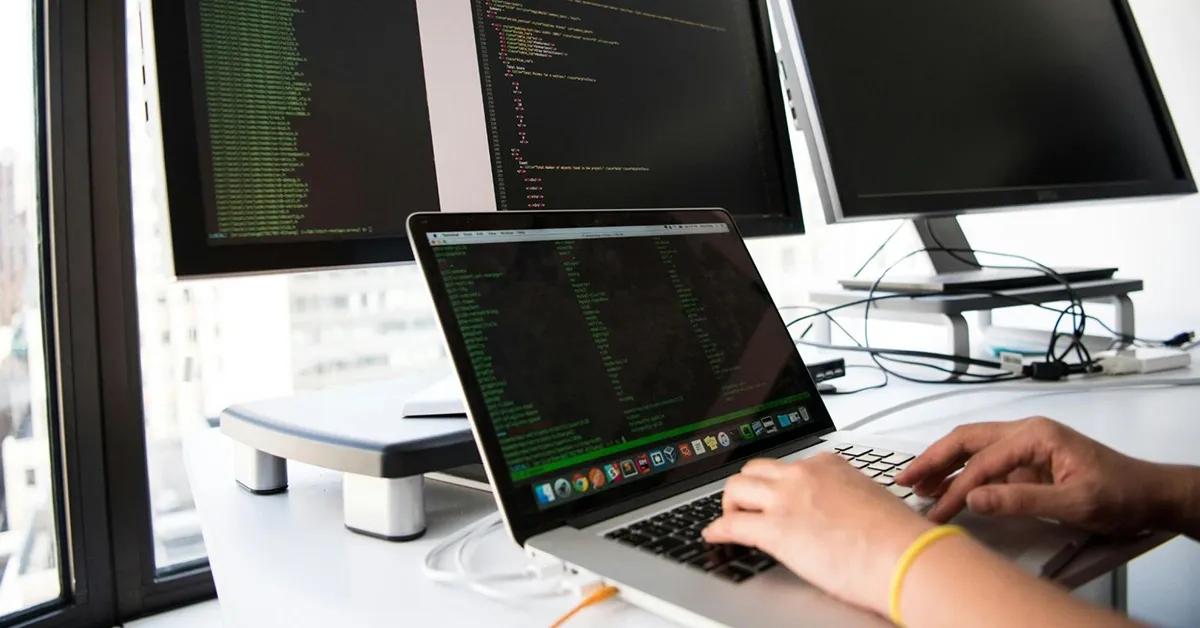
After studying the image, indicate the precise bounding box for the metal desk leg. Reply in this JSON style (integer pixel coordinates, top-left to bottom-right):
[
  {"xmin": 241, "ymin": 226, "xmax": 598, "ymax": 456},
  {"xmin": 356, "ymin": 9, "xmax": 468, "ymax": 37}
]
[
  {"xmin": 946, "ymin": 313, "xmax": 971, "ymax": 375},
  {"xmin": 1112, "ymin": 295, "xmax": 1136, "ymax": 348},
  {"xmin": 234, "ymin": 441, "xmax": 288, "ymax": 495},
  {"xmin": 811, "ymin": 315, "xmax": 833, "ymax": 344},
  {"xmin": 342, "ymin": 474, "xmax": 427, "ymax": 542},
  {"xmin": 1072, "ymin": 566, "xmax": 1127, "ymax": 614},
  {"xmin": 1111, "ymin": 564, "xmax": 1128, "ymax": 614}
]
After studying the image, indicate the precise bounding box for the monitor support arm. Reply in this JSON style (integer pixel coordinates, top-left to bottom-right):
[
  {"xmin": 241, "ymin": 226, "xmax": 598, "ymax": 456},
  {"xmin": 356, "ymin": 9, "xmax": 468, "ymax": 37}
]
[{"xmin": 914, "ymin": 216, "xmax": 980, "ymax": 274}]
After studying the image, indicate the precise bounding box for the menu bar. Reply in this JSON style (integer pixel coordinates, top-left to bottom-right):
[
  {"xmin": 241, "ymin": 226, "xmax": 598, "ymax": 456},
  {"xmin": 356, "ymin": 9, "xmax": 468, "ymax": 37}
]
[{"xmin": 427, "ymin": 223, "xmax": 730, "ymax": 246}]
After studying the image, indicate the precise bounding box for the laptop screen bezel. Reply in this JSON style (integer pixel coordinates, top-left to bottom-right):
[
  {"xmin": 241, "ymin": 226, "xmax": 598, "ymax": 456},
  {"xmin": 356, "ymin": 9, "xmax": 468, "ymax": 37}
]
[{"xmin": 408, "ymin": 209, "xmax": 837, "ymax": 545}]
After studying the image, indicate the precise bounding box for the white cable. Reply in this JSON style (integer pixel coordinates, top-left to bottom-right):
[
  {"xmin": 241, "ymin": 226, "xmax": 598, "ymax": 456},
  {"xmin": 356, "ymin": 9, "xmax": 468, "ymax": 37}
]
[
  {"xmin": 840, "ymin": 376, "xmax": 1200, "ymax": 432},
  {"xmin": 422, "ymin": 512, "xmax": 570, "ymax": 600}
]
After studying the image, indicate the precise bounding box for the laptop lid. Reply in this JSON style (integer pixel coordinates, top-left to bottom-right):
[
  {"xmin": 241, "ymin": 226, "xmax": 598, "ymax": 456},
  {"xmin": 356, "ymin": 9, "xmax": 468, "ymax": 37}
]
[{"xmin": 409, "ymin": 209, "xmax": 836, "ymax": 545}]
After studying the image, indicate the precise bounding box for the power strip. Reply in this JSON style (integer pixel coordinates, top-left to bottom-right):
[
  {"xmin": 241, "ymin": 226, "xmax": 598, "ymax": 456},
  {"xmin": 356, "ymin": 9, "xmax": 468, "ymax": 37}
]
[{"xmin": 1096, "ymin": 347, "xmax": 1192, "ymax": 375}]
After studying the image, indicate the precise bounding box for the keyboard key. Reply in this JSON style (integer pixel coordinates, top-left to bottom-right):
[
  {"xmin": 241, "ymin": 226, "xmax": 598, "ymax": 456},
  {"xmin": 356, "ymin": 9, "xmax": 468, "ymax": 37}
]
[
  {"xmin": 869, "ymin": 449, "xmax": 894, "ymax": 458},
  {"xmin": 644, "ymin": 537, "xmax": 685, "ymax": 555},
  {"xmin": 713, "ymin": 564, "xmax": 753, "ymax": 583},
  {"xmin": 843, "ymin": 446, "xmax": 870, "ymax": 457},
  {"xmin": 858, "ymin": 454, "xmax": 884, "ymax": 464},
  {"xmin": 887, "ymin": 484, "xmax": 913, "ymax": 499},
  {"xmin": 737, "ymin": 553, "xmax": 778, "ymax": 572},
  {"xmin": 868, "ymin": 462, "xmax": 894, "ymax": 472},
  {"xmin": 873, "ymin": 475, "xmax": 895, "ymax": 486},
  {"xmin": 838, "ymin": 452, "xmax": 855, "ymax": 460},
  {"xmin": 667, "ymin": 543, "xmax": 705, "ymax": 563},
  {"xmin": 832, "ymin": 443, "xmax": 853, "ymax": 452},
  {"xmin": 621, "ymin": 533, "xmax": 652, "ymax": 547},
  {"xmin": 636, "ymin": 523, "xmax": 670, "ymax": 538},
  {"xmin": 883, "ymin": 453, "xmax": 915, "ymax": 465},
  {"xmin": 717, "ymin": 544, "xmax": 751, "ymax": 560},
  {"xmin": 859, "ymin": 468, "xmax": 881, "ymax": 478},
  {"xmin": 690, "ymin": 548, "xmax": 735, "ymax": 572},
  {"xmin": 850, "ymin": 460, "xmax": 871, "ymax": 469}
]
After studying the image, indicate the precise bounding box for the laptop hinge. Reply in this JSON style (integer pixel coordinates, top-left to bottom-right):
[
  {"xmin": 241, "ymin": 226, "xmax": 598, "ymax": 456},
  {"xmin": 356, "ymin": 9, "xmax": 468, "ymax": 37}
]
[{"xmin": 564, "ymin": 429, "xmax": 835, "ymax": 530}]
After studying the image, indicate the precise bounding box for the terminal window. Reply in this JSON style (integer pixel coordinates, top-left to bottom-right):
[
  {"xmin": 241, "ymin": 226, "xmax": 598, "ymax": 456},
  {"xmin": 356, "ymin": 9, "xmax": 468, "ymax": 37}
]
[
  {"xmin": 186, "ymin": 0, "xmax": 441, "ymax": 244},
  {"xmin": 430, "ymin": 224, "xmax": 812, "ymax": 482},
  {"xmin": 472, "ymin": 0, "xmax": 791, "ymax": 217}
]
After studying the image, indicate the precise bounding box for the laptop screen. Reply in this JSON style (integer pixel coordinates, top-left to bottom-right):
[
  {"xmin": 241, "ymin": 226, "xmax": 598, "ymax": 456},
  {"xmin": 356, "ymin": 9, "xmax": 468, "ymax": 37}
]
[{"xmin": 413, "ymin": 210, "xmax": 834, "ymax": 540}]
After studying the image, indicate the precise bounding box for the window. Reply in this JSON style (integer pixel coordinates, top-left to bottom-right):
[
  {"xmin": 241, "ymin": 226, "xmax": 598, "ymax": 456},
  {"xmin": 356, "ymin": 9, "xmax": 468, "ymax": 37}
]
[
  {"xmin": 127, "ymin": 0, "xmax": 455, "ymax": 571},
  {"xmin": 0, "ymin": 0, "xmax": 63, "ymax": 619}
]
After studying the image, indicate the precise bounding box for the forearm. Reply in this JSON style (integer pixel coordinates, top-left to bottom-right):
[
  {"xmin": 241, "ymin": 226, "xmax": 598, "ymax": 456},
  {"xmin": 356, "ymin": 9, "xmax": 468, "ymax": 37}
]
[
  {"xmin": 1153, "ymin": 464, "xmax": 1200, "ymax": 540},
  {"xmin": 899, "ymin": 535, "xmax": 1132, "ymax": 628}
]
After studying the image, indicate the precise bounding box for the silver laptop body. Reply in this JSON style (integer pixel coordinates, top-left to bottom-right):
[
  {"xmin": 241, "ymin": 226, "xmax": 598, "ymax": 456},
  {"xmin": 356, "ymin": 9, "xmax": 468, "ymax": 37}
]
[{"xmin": 409, "ymin": 209, "xmax": 925, "ymax": 627}]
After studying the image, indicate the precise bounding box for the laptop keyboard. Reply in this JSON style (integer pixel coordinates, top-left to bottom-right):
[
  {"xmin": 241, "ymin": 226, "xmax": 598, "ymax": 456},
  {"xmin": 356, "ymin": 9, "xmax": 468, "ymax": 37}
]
[
  {"xmin": 603, "ymin": 444, "xmax": 921, "ymax": 584},
  {"xmin": 604, "ymin": 492, "xmax": 772, "ymax": 583},
  {"xmin": 830, "ymin": 443, "xmax": 917, "ymax": 500}
]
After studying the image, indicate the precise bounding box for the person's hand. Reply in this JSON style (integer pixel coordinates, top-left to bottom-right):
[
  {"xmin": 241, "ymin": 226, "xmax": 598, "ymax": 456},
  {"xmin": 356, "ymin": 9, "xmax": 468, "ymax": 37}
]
[
  {"xmin": 702, "ymin": 454, "xmax": 933, "ymax": 614},
  {"xmin": 895, "ymin": 417, "xmax": 1171, "ymax": 536}
]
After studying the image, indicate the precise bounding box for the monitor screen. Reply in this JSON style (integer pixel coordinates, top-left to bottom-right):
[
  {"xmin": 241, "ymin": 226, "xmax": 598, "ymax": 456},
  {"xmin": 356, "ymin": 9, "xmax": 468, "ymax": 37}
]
[
  {"xmin": 410, "ymin": 210, "xmax": 832, "ymax": 540},
  {"xmin": 155, "ymin": 0, "xmax": 480, "ymax": 277},
  {"xmin": 470, "ymin": 0, "xmax": 802, "ymax": 235},
  {"xmin": 786, "ymin": 0, "xmax": 1193, "ymax": 220},
  {"xmin": 154, "ymin": 1, "xmax": 803, "ymax": 278}
]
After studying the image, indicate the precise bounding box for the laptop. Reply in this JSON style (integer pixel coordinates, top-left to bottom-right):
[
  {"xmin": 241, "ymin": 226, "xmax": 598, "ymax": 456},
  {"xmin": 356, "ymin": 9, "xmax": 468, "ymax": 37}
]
[{"xmin": 407, "ymin": 209, "xmax": 1066, "ymax": 626}]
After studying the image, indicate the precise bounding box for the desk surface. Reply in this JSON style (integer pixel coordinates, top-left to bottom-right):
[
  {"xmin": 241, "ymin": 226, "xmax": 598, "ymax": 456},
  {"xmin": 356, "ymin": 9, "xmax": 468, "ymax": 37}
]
[{"xmin": 185, "ymin": 367, "xmax": 1200, "ymax": 627}]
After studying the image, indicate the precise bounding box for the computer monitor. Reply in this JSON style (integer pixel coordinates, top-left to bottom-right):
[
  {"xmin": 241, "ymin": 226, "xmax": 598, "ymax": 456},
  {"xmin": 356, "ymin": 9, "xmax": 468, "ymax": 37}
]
[
  {"xmin": 769, "ymin": 0, "xmax": 1194, "ymax": 287},
  {"xmin": 153, "ymin": 0, "xmax": 802, "ymax": 278},
  {"xmin": 469, "ymin": 0, "xmax": 802, "ymax": 237}
]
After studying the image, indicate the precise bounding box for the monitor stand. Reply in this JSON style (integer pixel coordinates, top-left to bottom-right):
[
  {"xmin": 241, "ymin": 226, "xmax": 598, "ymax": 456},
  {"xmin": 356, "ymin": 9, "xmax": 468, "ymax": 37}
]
[{"xmin": 838, "ymin": 216, "xmax": 1117, "ymax": 293}]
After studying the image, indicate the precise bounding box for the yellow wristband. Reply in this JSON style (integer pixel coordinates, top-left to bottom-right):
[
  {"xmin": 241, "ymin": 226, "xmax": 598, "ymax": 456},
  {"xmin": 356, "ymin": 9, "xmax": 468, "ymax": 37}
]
[{"xmin": 889, "ymin": 525, "xmax": 966, "ymax": 626}]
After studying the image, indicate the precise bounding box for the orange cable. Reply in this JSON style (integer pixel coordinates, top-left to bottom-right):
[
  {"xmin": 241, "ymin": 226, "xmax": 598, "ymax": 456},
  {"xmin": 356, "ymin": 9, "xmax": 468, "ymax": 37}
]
[{"xmin": 549, "ymin": 585, "xmax": 620, "ymax": 628}]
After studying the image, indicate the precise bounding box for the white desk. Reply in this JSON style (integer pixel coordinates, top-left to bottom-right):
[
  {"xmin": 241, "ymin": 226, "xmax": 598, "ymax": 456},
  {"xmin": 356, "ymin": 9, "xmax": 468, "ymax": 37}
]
[{"xmin": 184, "ymin": 367, "xmax": 1200, "ymax": 627}]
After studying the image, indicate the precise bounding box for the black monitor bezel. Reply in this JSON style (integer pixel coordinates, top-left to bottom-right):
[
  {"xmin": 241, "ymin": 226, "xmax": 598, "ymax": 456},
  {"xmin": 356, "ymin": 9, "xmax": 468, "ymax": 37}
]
[
  {"xmin": 467, "ymin": 0, "xmax": 806, "ymax": 237},
  {"xmin": 408, "ymin": 209, "xmax": 835, "ymax": 546},
  {"xmin": 789, "ymin": 0, "xmax": 1195, "ymax": 223},
  {"xmin": 154, "ymin": 1, "xmax": 806, "ymax": 279},
  {"xmin": 153, "ymin": 0, "xmax": 428, "ymax": 278}
]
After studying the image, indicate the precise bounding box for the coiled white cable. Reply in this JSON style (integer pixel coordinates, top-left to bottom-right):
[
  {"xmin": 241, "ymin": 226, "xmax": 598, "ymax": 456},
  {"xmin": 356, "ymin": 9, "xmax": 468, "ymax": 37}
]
[
  {"xmin": 840, "ymin": 375, "xmax": 1200, "ymax": 432},
  {"xmin": 422, "ymin": 512, "xmax": 571, "ymax": 600}
]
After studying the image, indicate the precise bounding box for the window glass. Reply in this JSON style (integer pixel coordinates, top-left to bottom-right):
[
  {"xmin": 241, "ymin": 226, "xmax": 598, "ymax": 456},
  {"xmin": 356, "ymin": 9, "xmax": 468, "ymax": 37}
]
[{"xmin": 0, "ymin": 0, "xmax": 64, "ymax": 617}]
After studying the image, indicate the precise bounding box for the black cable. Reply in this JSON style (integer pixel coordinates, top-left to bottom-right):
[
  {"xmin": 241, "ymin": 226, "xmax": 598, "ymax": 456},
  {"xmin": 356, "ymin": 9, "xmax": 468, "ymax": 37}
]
[
  {"xmin": 781, "ymin": 292, "xmax": 943, "ymax": 328},
  {"xmin": 821, "ymin": 365, "xmax": 889, "ymax": 396},
  {"xmin": 922, "ymin": 229, "xmax": 1092, "ymax": 366},
  {"xmin": 787, "ymin": 306, "xmax": 1009, "ymax": 381},
  {"xmin": 785, "ymin": 291, "xmax": 1178, "ymax": 348},
  {"xmin": 796, "ymin": 339, "xmax": 1006, "ymax": 370},
  {"xmin": 852, "ymin": 221, "xmax": 907, "ymax": 279},
  {"xmin": 859, "ymin": 239, "xmax": 1101, "ymax": 383},
  {"xmin": 784, "ymin": 234, "xmax": 1193, "ymax": 385}
]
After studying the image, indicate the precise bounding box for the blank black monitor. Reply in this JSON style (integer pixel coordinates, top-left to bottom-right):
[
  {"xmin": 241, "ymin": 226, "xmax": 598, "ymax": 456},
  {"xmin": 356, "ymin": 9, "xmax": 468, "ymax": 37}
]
[
  {"xmin": 776, "ymin": 0, "xmax": 1194, "ymax": 222},
  {"xmin": 470, "ymin": 0, "xmax": 803, "ymax": 236},
  {"xmin": 153, "ymin": 0, "xmax": 803, "ymax": 278}
]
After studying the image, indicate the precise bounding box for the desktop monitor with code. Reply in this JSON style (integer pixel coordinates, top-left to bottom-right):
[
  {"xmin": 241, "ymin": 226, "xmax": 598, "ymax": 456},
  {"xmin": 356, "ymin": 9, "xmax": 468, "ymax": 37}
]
[{"xmin": 153, "ymin": 0, "xmax": 803, "ymax": 277}]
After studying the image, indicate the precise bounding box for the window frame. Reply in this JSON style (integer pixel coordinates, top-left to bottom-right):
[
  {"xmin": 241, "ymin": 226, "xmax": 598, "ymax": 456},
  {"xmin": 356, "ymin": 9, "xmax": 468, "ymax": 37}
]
[{"xmin": 8, "ymin": 0, "xmax": 216, "ymax": 626}]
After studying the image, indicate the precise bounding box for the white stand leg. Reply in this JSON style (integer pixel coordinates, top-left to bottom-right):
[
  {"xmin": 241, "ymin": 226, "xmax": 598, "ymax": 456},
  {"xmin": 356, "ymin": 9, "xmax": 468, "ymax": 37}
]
[
  {"xmin": 343, "ymin": 474, "xmax": 427, "ymax": 542},
  {"xmin": 946, "ymin": 313, "xmax": 971, "ymax": 376},
  {"xmin": 234, "ymin": 441, "xmax": 288, "ymax": 495}
]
